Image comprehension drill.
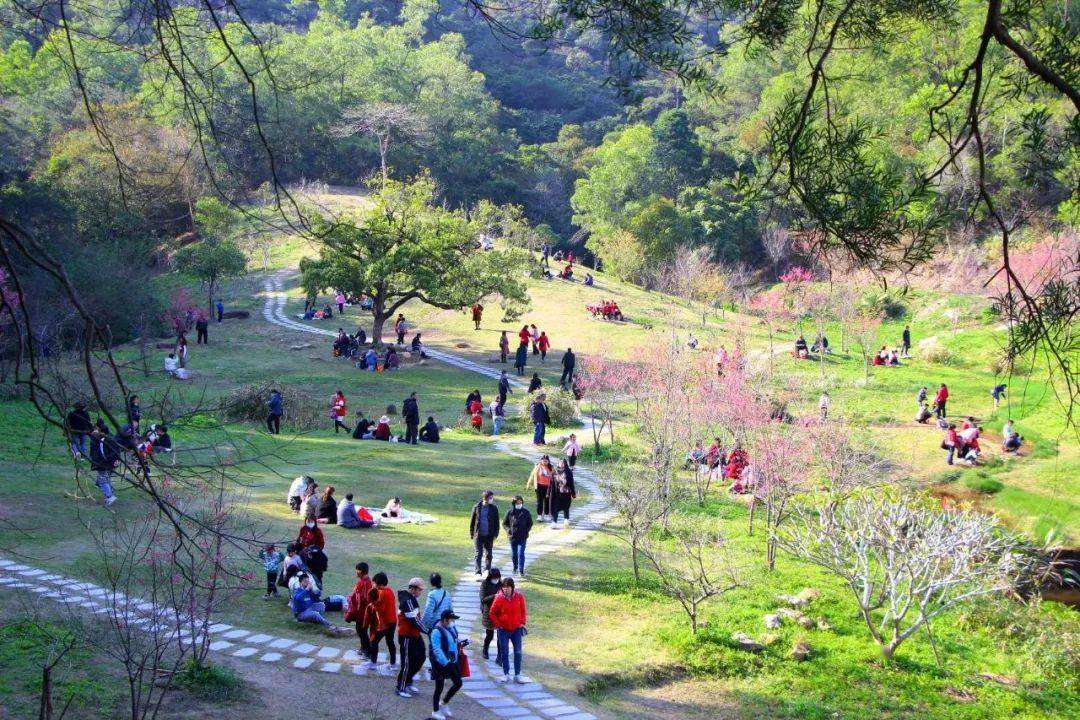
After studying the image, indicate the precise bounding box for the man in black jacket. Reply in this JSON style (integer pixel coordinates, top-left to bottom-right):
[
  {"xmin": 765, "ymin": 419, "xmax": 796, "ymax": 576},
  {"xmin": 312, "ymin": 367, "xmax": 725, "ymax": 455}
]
[
  {"xmin": 560, "ymin": 348, "xmax": 576, "ymax": 387},
  {"xmin": 419, "ymin": 416, "xmax": 440, "ymax": 443},
  {"xmin": 469, "ymin": 490, "xmax": 500, "ymax": 574},
  {"xmin": 89, "ymin": 429, "xmax": 120, "ymax": 507},
  {"xmin": 66, "ymin": 402, "xmax": 92, "ymax": 459},
  {"xmin": 497, "ymin": 371, "xmax": 511, "ymax": 405},
  {"xmin": 530, "ymin": 395, "xmax": 550, "ymax": 445},
  {"xmin": 402, "ymin": 392, "xmax": 420, "ymax": 445},
  {"xmin": 503, "ymin": 496, "xmax": 534, "ymax": 577},
  {"xmin": 396, "ymin": 577, "xmax": 427, "ymax": 699}
]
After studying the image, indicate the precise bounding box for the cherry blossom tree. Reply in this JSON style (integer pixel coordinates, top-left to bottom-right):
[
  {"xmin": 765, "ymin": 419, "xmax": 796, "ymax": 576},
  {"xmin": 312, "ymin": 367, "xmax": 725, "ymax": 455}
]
[
  {"xmin": 749, "ymin": 422, "xmax": 812, "ymax": 571},
  {"xmin": 575, "ymin": 354, "xmax": 635, "ymax": 453}
]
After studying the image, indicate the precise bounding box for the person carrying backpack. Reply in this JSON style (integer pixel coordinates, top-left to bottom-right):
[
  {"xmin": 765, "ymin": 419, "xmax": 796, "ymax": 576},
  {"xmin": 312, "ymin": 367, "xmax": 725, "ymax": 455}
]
[
  {"xmin": 421, "ymin": 572, "xmax": 454, "ymax": 630},
  {"xmin": 428, "ymin": 609, "xmax": 465, "ymax": 720}
]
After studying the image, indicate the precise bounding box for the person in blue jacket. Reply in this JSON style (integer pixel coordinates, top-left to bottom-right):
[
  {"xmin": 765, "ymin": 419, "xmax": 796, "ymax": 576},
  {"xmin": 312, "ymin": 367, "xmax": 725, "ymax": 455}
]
[
  {"xmin": 429, "ymin": 609, "xmax": 465, "ymax": 719},
  {"xmin": 290, "ymin": 574, "xmax": 349, "ymax": 636},
  {"xmin": 421, "ymin": 572, "xmax": 453, "ymax": 630},
  {"xmin": 266, "ymin": 389, "xmax": 283, "ymax": 434}
]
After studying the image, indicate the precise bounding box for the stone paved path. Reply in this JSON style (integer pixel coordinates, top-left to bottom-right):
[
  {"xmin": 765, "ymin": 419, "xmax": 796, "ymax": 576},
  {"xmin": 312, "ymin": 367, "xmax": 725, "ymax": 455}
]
[
  {"xmin": 0, "ymin": 275, "xmax": 616, "ymax": 720},
  {"xmin": 0, "ymin": 274, "xmax": 614, "ymax": 720}
]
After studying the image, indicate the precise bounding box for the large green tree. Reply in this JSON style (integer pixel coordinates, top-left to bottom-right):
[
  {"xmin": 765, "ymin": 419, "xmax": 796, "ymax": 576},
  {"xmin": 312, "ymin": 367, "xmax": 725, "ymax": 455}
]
[
  {"xmin": 300, "ymin": 177, "xmax": 531, "ymax": 344},
  {"xmin": 173, "ymin": 198, "xmax": 248, "ymax": 313}
]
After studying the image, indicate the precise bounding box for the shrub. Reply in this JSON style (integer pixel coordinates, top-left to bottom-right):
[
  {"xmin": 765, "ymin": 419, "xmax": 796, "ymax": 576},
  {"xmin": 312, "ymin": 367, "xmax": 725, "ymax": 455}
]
[
  {"xmin": 931, "ymin": 469, "xmax": 964, "ymax": 485},
  {"xmin": 919, "ymin": 338, "xmax": 956, "ymax": 365},
  {"xmin": 222, "ymin": 382, "xmax": 322, "ymax": 431},
  {"xmin": 517, "ymin": 387, "xmax": 578, "ymax": 428},
  {"xmin": 858, "ymin": 290, "xmax": 907, "ymax": 319},
  {"xmin": 964, "ymin": 473, "xmax": 1004, "ymax": 494},
  {"xmin": 174, "ymin": 659, "xmax": 244, "ymax": 702}
]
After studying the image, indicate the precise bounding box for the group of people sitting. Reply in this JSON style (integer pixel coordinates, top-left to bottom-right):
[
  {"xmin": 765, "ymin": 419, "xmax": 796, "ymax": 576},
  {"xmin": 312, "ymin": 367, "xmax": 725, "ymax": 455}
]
[
  {"xmin": 872, "ymin": 345, "xmax": 903, "ymax": 366},
  {"xmin": 792, "ymin": 333, "xmax": 831, "ymax": 360},
  {"xmin": 684, "ymin": 438, "xmax": 751, "ymax": 493},
  {"xmin": 287, "ymin": 476, "xmax": 428, "ymax": 530},
  {"xmin": 349, "ymin": 412, "xmax": 440, "ymax": 443},
  {"xmin": 586, "ymin": 299, "xmax": 624, "ymax": 320}
]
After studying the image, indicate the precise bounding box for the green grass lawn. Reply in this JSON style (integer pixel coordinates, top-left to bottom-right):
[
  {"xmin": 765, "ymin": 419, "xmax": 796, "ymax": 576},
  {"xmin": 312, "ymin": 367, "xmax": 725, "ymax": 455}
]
[{"xmin": 0, "ymin": 230, "xmax": 1076, "ymax": 720}]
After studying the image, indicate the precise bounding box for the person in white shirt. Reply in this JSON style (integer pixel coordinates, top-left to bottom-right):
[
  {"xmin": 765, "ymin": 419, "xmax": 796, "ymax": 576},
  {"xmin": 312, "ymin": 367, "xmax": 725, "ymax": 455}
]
[
  {"xmin": 489, "ymin": 399, "xmax": 505, "ymax": 436},
  {"xmin": 819, "ymin": 392, "xmax": 830, "ymax": 421},
  {"xmin": 287, "ymin": 476, "xmax": 309, "ymax": 513},
  {"xmin": 562, "ymin": 433, "xmax": 581, "ymax": 468},
  {"xmin": 163, "ymin": 353, "xmax": 179, "ymax": 377}
]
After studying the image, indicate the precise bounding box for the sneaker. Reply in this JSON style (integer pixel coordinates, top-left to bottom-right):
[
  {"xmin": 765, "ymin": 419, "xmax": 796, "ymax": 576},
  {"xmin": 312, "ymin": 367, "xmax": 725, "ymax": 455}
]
[
  {"xmin": 363, "ymin": 660, "xmax": 379, "ymax": 670},
  {"xmin": 440, "ymin": 703, "xmax": 454, "ymax": 717},
  {"xmin": 431, "ymin": 711, "xmax": 446, "ymax": 720},
  {"xmin": 514, "ymin": 674, "xmax": 526, "ymax": 684},
  {"xmin": 396, "ymin": 690, "xmax": 413, "ymax": 699},
  {"xmin": 520, "ymin": 568, "xmax": 527, "ymax": 577},
  {"xmin": 104, "ymin": 496, "xmax": 117, "ymax": 507},
  {"xmin": 475, "ymin": 569, "xmax": 482, "ymax": 576},
  {"xmin": 497, "ymin": 674, "xmax": 510, "ymax": 683},
  {"xmin": 262, "ymin": 593, "xmax": 273, "ymax": 601},
  {"xmin": 407, "ymin": 685, "xmax": 420, "ymax": 694}
]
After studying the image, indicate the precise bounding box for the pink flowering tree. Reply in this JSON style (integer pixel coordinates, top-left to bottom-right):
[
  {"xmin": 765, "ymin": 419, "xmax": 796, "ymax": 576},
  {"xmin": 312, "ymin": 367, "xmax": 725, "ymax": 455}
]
[
  {"xmin": 575, "ymin": 354, "xmax": 635, "ymax": 453},
  {"xmin": 749, "ymin": 289, "xmax": 794, "ymax": 373},
  {"xmin": 749, "ymin": 421, "xmax": 812, "ymax": 571}
]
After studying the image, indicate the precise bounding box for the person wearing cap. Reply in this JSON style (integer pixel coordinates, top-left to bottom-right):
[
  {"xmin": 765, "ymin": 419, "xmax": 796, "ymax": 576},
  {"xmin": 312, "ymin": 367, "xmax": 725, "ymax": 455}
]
[
  {"xmin": 429, "ymin": 608, "xmax": 465, "ymax": 719},
  {"xmin": 395, "ymin": 577, "xmax": 427, "ymax": 698},
  {"xmin": 374, "ymin": 415, "xmax": 392, "ymax": 441},
  {"xmin": 490, "ymin": 577, "xmax": 527, "ymax": 683},
  {"xmin": 469, "ymin": 490, "xmax": 500, "ymax": 575},
  {"xmin": 421, "ymin": 572, "xmax": 454, "ymax": 631}
]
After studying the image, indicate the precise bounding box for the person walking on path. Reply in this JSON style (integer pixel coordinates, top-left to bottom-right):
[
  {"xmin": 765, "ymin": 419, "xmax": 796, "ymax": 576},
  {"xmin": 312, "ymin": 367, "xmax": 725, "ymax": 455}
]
[
  {"xmin": 395, "ymin": 577, "xmax": 427, "ymax": 699},
  {"xmin": 819, "ymin": 391, "xmax": 830, "ymax": 421},
  {"xmin": 421, "ymin": 572, "xmax": 454, "ymax": 631},
  {"xmin": 403, "ymin": 391, "xmax": 420, "ymax": 445},
  {"xmin": 195, "ymin": 313, "xmax": 209, "ymax": 344},
  {"xmin": 530, "ymin": 394, "xmax": 550, "ymax": 445},
  {"xmin": 267, "ymin": 389, "xmax": 283, "ymax": 434},
  {"xmin": 499, "ymin": 331, "xmax": 510, "ymax": 363},
  {"xmin": 470, "ymin": 491, "xmax": 500, "ymax": 575},
  {"xmin": 525, "ymin": 455, "xmax": 554, "ymax": 521},
  {"xmin": 67, "ymin": 401, "xmax": 92, "ymax": 459},
  {"xmin": 537, "ymin": 331, "xmax": 550, "ymax": 362},
  {"xmin": 901, "ymin": 325, "xmax": 912, "ymax": 358},
  {"xmin": 346, "ymin": 562, "xmax": 375, "ymax": 662},
  {"xmin": 498, "ymin": 371, "xmax": 512, "ymax": 405},
  {"xmin": 479, "ymin": 568, "xmax": 502, "ymax": 661},
  {"xmin": 490, "ymin": 578, "xmax": 527, "ymax": 684},
  {"xmin": 559, "ymin": 348, "xmax": 576, "ymax": 387},
  {"xmin": 562, "ymin": 433, "xmax": 580, "ymax": 468},
  {"xmin": 552, "ymin": 460, "xmax": 576, "ymax": 526},
  {"xmin": 529, "ymin": 324, "xmax": 540, "ymax": 355},
  {"xmin": 89, "ymin": 428, "xmax": 120, "ymax": 507},
  {"xmin": 934, "ymin": 383, "xmax": 949, "ymax": 419},
  {"xmin": 370, "ymin": 573, "xmax": 397, "ymax": 668},
  {"xmin": 395, "ymin": 314, "xmax": 408, "ymax": 345},
  {"xmin": 429, "ymin": 609, "xmax": 464, "ymax": 719},
  {"xmin": 471, "ymin": 303, "xmax": 484, "ymax": 330},
  {"xmin": 215, "ymin": 299, "xmax": 224, "ymax": 323},
  {"xmin": 503, "ymin": 495, "xmax": 533, "ymax": 576},
  {"xmin": 331, "ymin": 390, "xmax": 349, "ymax": 433},
  {"xmin": 514, "ymin": 341, "xmax": 528, "ymax": 376}
]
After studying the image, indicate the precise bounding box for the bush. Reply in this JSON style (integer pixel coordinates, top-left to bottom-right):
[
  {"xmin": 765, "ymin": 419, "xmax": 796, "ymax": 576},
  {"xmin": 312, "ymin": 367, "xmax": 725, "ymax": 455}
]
[
  {"xmin": 174, "ymin": 659, "xmax": 244, "ymax": 702},
  {"xmin": 964, "ymin": 473, "xmax": 1004, "ymax": 494},
  {"xmin": 517, "ymin": 387, "xmax": 578, "ymax": 428},
  {"xmin": 222, "ymin": 382, "xmax": 322, "ymax": 431},
  {"xmin": 858, "ymin": 290, "xmax": 907, "ymax": 319},
  {"xmin": 931, "ymin": 469, "xmax": 964, "ymax": 485},
  {"xmin": 919, "ymin": 337, "xmax": 956, "ymax": 365}
]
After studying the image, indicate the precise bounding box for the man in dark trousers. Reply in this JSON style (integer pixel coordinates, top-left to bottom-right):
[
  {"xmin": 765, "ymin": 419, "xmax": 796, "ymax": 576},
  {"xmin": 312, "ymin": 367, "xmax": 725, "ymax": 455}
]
[
  {"xmin": 901, "ymin": 325, "xmax": 911, "ymax": 358},
  {"xmin": 89, "ymin": 428, "xmax": 120, "ymax": 507},
  {"xmin": 395, "ymin": 577, "xmax": 427, "ymax": 699},
  {"xmin": 215, "ymin": 299, "xmax": 224, "ymax": 323},
  {"xmin": 403, "ymin": 391, "xmax": 420, "ymax": 445},
  {"xmin": 470, "ymin": 490, "xmax": 500, "ymax": 575},
  {"xmin": 66, "ymin": 401, "xmax": 92, "ymax": 459},
  {"xmin": 559, "ymin": 348, "xmax": 576, "ymax": 387},
  {"xmin": 195, "ymin": 313, "xmax": 209, "ymax": 344},
  {"xmin": 530, "ymin": 394, "xmax": 550, "ymax": 445},
  {"xmin": 498, "ymin": 371, "xmax": 512, "ymax": 405}
]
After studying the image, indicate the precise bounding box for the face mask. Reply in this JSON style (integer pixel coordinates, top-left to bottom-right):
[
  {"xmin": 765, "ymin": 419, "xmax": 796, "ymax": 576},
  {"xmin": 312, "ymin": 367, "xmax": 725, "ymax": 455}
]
[
  {"xmin": 514, "ymin": 504, "xmax": 523, "ymax": 510},
  {"xmin": 306, "ymin": 522, "xmax": 315, "ymax": 529}
]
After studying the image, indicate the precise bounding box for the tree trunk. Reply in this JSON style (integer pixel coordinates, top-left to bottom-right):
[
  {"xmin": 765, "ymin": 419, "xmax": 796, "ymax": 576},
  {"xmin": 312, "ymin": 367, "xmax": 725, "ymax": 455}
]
[
  {"xmin": 631, "ymin": 543, "xmax": 640, "ymax": 582},
  {"xmin": 39, "ymin": 665, "xmax": 53, "ymax": 720},
  {"xmin": 207, "ymin": 277, "xmax": 216, "ymax": 315}
]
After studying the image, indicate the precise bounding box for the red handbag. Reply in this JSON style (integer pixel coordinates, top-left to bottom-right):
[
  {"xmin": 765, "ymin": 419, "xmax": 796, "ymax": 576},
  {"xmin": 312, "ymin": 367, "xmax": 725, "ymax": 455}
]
[{"xmin": 457, "ymin": 645, "xmax": 471, "ymax": 678}]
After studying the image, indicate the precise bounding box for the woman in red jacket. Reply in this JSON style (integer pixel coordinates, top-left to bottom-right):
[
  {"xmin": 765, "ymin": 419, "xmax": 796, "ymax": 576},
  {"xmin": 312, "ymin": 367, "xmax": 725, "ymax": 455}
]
[
  {"xmin": 346, "ymin": 562, "xmax": 374, "ymax": 663},
  {"xmin": 537, "ymin": 332, "xmax": 550, "ymax": 362},
  {"xmin": 366, "ymin": 572, "xmax": 397, "ymax": 667},
  {"xmin": 296, "ymin": 518, "xmax": 325, "ymax": 550},
  {"xmin": 489, "ymin": 577, "xmax": 527, "ymax": 683},
  {"xmin": 934, "ymin": 383, "xmax": 949, "ymax": 419}
]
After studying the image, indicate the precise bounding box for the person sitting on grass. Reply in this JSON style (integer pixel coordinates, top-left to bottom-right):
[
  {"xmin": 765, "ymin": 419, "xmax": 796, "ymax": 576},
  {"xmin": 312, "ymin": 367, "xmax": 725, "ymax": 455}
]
[
  {"xmin": 527, "ymin": 373, "xmax": 542, "ymax": 393},
  {"xmin": 584, "ymin": 273, "xmax": 594, "ymax": 286},
  {"xmin": 959, "ymin": 424, "xmax": 981, "ymax": 464},
  {"xmin": 164, "ymin": 353, "xmax": 179, "ymax": 377},
  {"xmin": 291, "ymin": 573, "xmax": 351, "ymax": 636},
  {"xmin": 888, "ymin": 349, "xmax": 901, "ymax": 366},
  {"xmin": 384, "ymin": 346, "xmax": 400, "ymax": 370},
  {"xmin": 383, "ymin": 496, "xmax": 403, "ymax": 518},
  {"xmin": 317, "ymin": 486, "xmax": 338, "ymax": 525},
  {"xmin": 1002, "ymin": 420, "xmax": 1023, "ymax": 453},
  {"xmin": 411, "ymin": 333, "xmax": 429, "ymax": 359},
  {"xmin": 297, "ymin": 516, "xmax": 326, "ymax": 550},
  {"xmin": 363, "ymin": 347, "xmax": 378, "ymax": 372},
  {"xmin": 419, "ymin": 416, "xmax": 441, "ymax": 443},
  {"xmin": 373, "ymin": 415, "xmax": 392, "ymax": 441},
  {"xmin": 684, "ymin": 442, "xmax": 706, "ymax": 470},
  {"xmin": 915, "ymin": 401, "xmax": 932, "ymax": 424},
  {"xmin": 338, "ymin": 493, "xmax": 379, "ymax": 528},
  {"xmin": 811, "ymin": 333, "xmax": 830, "ymax": 354},
  {"xmin": 352, "ymin": 412, "xmax": 374, "ymax": 439},
  {"xmin": 794, "ymin": 335, "xmax": 809, "ymax": 359},
  {"xmin": 725, "ymin": 445, "xmax": 748, "ymax": 481}
]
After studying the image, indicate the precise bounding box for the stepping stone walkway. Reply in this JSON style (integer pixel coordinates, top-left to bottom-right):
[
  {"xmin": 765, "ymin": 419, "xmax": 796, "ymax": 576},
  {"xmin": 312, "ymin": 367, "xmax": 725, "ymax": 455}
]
[{"xmin": 0, "ymin": 280, "xmax": 612, "ymax": 720}]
